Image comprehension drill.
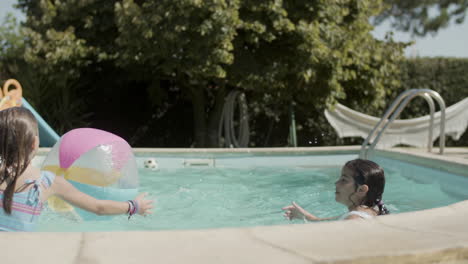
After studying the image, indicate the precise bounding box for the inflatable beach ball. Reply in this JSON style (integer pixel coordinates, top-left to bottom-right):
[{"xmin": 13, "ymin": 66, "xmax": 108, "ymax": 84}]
[{"xmin": 42, "ymin": 128, "xmax": 138, "ymax": 219}]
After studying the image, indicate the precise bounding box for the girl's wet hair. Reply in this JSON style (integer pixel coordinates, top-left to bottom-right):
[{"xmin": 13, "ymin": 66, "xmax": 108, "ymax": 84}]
[
  {"xmin": 0, "ymin": 107, "xmax": 38, "ymax": 214},
  {"xmin": 345, "ymin": 159, "xmax": 389, "ymax": 215}
]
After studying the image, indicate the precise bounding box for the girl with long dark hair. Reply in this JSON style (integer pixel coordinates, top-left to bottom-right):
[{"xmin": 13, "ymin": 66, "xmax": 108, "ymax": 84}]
[{"xmin": 283, "ymin": 159, "xmax": 389, "ymax": 221}]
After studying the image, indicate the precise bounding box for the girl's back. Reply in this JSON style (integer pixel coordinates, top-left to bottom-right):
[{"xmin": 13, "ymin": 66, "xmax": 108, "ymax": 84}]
[{"xmin": 0, "ymin": 170, "xmax": 55, "ymax": 231}]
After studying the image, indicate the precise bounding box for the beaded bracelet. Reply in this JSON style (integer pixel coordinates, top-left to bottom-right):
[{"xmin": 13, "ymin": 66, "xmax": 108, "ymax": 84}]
[{"xmin": 127, "ymin": 200, "xmax": 138, "ymax": 220}]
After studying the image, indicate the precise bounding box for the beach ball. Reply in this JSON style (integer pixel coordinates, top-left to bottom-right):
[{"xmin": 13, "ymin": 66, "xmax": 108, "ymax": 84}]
[{"xmin": 42, "ymin": 128, "xmax": 138, "ymax": 219}]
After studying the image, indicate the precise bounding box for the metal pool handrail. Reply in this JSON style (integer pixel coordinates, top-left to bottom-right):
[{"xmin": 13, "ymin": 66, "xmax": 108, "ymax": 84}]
[{"xmin": 360, "ymin": 89, "xmax": 446, "ymax": 159}]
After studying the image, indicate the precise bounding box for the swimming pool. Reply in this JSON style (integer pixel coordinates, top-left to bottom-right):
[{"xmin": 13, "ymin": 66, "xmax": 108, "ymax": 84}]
[{"xmin": 35, "ymin": 149, "xmax": 468, "ymax": 232}]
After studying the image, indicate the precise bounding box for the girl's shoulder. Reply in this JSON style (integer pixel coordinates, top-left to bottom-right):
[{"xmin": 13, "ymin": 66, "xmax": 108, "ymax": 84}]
[
  {"xmin": 1, "ymin": 166, "xmax": 42, "ymax": 192},
  {"xmin": 20, "ymin": 168, "xmax": 55, "ymax": 189},
  {"xmin": 356, "ymin": 206, "xmax": 378, "ymax": 216},
  {"xmin": 341, "ymin": 207, "xmax": 377, "ymax": 220},
  {"xmin": 357, "ymin": 205, "xmax": 379, "ymax": 217}
]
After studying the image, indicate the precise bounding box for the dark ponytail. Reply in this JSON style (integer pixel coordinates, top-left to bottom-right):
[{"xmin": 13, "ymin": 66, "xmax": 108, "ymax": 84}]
[
  {"xmin": 375, "ymin": 198, "xmax": 390, "ymax": 215},
  {"xmin": 0, "ymin": 107, "xmax": 38, "ymax": 214}
]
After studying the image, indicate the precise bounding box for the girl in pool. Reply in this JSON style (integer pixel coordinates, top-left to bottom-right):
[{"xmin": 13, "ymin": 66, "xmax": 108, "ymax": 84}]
[
  {"xmin": 282, "ymin": 159, "xmax": 389, "ymax": 221},
  {"xmin": 0, "ymin": 107, "xmax": 153, "ymax": 231}
]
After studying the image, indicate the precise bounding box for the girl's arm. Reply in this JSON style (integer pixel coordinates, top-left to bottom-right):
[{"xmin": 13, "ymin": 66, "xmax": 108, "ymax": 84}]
[
  {"xmin": 282, "ymin": 202, "xmax": 340, "ymax": 221},
  {"xmin": 48, "ymin": 176, "xmax": 153, "ymax": 216}
]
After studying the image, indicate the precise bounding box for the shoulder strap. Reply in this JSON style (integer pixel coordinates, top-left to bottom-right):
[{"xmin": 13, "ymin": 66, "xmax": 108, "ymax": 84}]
[
  {"xmin": 347, "ymin": 211, "xmax": 373, "ymax": 219},
  {"xmin": 22, "ymin": 171, "xmax": 55, "ymax": 206},
  {"xmin": 39, "ymin": 170, "xmax": 56, "ymax": 189}
]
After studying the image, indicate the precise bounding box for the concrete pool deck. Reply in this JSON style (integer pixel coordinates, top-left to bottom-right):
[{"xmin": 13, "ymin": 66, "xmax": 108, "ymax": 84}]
[{"xmin": 3, "ymin": 146, "xmax": 468, "ymax": 264}]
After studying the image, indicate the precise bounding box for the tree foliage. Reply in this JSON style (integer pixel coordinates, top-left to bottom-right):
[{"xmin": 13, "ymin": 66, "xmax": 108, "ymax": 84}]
[
  {"xmin": 0, "ymin": 9, "xmax": 91, "ymax": 135},
  {"xmin": 4, "ymin": 0, "xmax": 405, "ymax": 147}
]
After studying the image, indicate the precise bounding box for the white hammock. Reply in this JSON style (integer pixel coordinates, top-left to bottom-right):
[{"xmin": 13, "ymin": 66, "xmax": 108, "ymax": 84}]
[{"xmin": 324, "ymin": 97, "xmax": 468, "ymax": 148}]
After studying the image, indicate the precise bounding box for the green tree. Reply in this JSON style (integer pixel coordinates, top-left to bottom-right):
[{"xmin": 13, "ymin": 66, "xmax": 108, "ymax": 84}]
[
  {"xmin": 0, "ymin": 8, "xmax": 90, "ymax": 134},
  {"xmin": 114, "ymin": 0, "xmax": 405, "ymax": 146},
  {"xmin": 0, "ymin": 14, "xmax": 25, "ymax": 79},
  {"xmin": 114, "ymin": 0, "xmax": 240, "ymax": 146},
  {"xmin": 226, "ymin": 1, "xmax": 406, "ymax": 146},
  {"xmin": 15, "ymin": 0, "xmax": 405, "ymax": 147}
]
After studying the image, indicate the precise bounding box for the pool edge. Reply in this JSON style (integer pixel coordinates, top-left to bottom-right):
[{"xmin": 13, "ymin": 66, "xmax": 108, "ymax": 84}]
[{"xmin": 4, "ymin": 200, "xmax": 468, "ymax": 264}]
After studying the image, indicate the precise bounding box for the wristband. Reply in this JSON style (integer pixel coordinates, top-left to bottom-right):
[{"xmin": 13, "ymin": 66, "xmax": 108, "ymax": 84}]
[{"xmin": 127, "ymin": 200, "xmax": 137, "ymax": 220}]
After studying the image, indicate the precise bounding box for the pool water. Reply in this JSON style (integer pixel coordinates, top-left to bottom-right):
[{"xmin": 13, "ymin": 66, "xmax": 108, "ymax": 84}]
[{"xmin": 37, "ymin": 155, "xmax": 468, "ymax": 231}]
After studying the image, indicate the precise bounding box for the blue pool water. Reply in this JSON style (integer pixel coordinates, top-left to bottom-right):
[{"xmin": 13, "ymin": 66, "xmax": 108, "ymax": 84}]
[{"xmin": 36, "ymin": 154, "xmax": 468, "ymax": 231}]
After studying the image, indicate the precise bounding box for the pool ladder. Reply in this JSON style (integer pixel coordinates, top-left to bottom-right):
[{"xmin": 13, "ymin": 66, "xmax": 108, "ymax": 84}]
[{"xmin": 360, "ymin": 89, "xmax": 446, "ymax": 159}]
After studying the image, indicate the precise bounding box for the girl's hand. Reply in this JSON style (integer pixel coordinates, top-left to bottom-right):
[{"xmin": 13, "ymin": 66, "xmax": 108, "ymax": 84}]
[
  {"xmin": 134, "ymin": 192, "xmax": 154, "ymax": 216},
  {"xmin": 282, "ymin": 201, "xmax": 316, "ymax": 221}
]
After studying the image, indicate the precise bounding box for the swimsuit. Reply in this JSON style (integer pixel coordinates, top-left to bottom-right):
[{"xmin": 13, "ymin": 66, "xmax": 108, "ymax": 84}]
[
  {"xmin": 0, "ymin": 171, "xmax": 55, "ymax": 231},
  {"xmin": 339, "ymin": 210, "xmax": 374, "ymax": 220}
]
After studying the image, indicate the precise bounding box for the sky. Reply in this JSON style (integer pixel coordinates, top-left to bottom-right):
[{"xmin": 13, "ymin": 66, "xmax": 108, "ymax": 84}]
[
  {"xmin": 1, "ymin": 0, "xmax": 468, "ymax": 58},
  {"xmin": 372, "ymin": 19, "xmax": 468, "ymax": 58}
]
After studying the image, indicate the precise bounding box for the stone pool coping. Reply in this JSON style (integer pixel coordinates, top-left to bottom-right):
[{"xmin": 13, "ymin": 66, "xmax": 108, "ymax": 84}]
[{"xmin": 5, "ymin": 146, "xmax": 468, "ymax": 264}]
